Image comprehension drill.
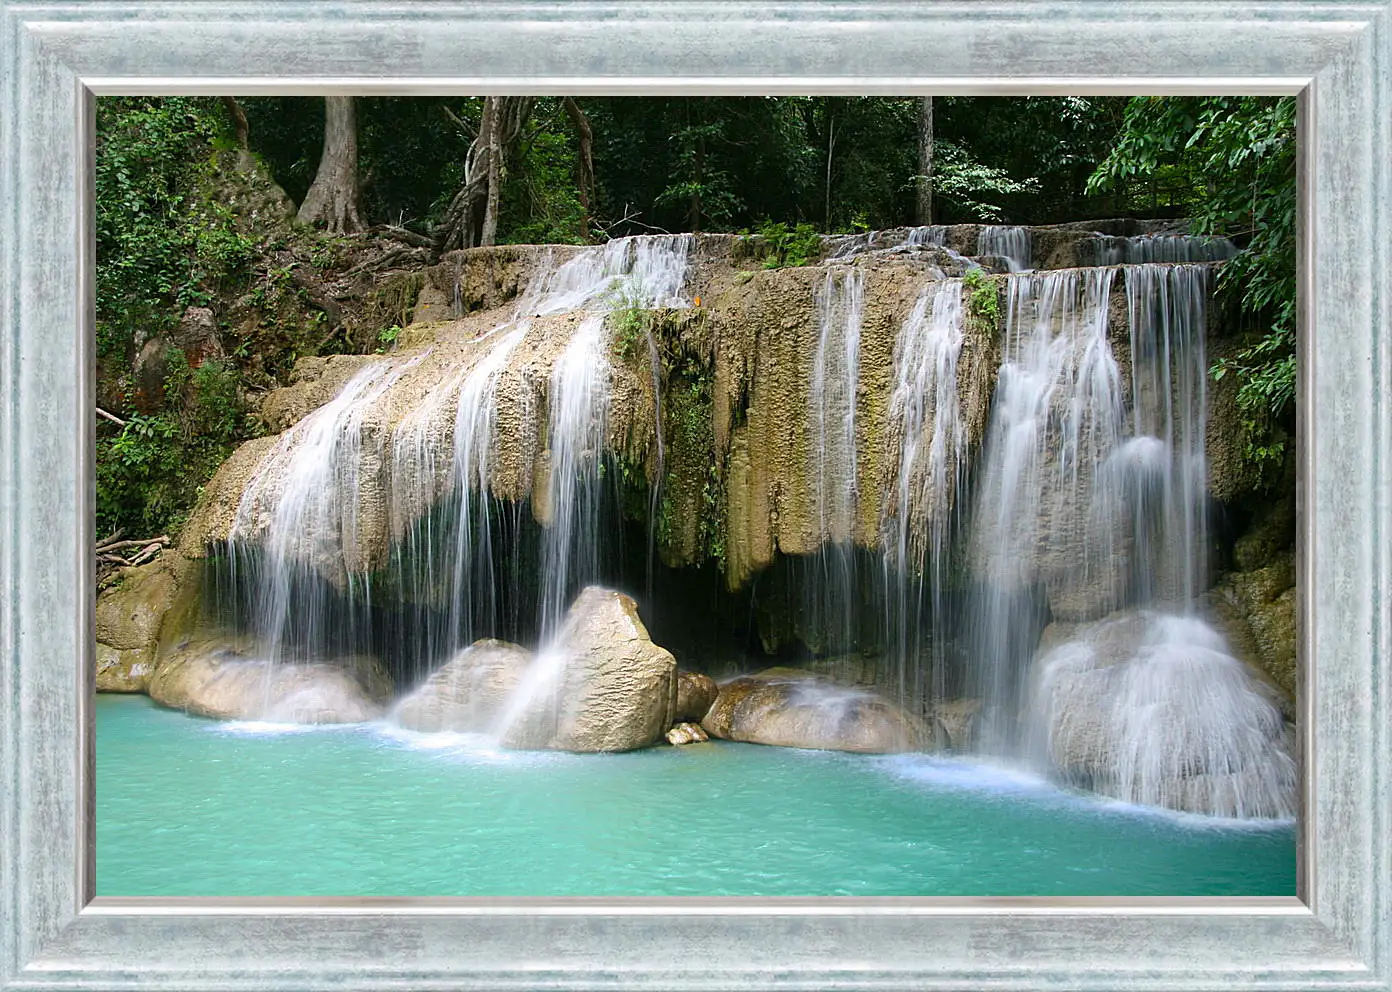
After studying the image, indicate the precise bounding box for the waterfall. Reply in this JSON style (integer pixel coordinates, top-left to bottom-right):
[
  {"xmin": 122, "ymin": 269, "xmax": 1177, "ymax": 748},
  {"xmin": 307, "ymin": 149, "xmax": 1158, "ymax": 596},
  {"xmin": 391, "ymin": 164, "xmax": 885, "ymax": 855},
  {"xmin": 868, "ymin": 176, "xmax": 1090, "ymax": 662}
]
[
  {"xmin": 977, "ymin": 226, "xmax": 1032, "ymax": 272},
  {"xmin": 230, "ymin": 356, "xmax": 423, "ymax": 668},
  {"xmin": 1119, "ymin": 263, "xmax": 1211, "ymax": 603},
  {"xmin": 966, "ymin": 267, "xmax": 1123, "ymax": 748},
  {"xmin": 881, "ymin": 278, "xmax": 967, "ymax": 716},
  {"xmin": 1087, "ymin": 234, "xmax": 1237, "ymax": 266},
  {"xmin": 538, "ymin": 313, "xmax": 610, "ymax": 636},
  {"xmin": 227, "ymin": 234, "xmax": 692, "ymax": 688},
  {"xmin": 905, "ymin": 226, "xmax": 948, "ymax": 247},
  {"xmin": 804, "ymin": 266, "xmax": 866, "ymax": 656}
]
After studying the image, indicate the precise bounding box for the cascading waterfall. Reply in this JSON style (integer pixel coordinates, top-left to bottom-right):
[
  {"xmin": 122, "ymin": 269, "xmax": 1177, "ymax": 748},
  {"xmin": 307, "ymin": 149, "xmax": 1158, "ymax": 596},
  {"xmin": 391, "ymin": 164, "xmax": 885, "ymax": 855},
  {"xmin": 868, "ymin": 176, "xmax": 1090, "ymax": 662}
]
[
  {"xmin": 230, "ymin": 356, "xmax": 424, "ymax": 668},
  {"xmin": 226, "ymin": 234, "xmax": 692, "ymax": 702},
  {"xmin": 211, "ymin": 219, "xmax": 1292, "ymax": 818},
  {"xmin": 905, "ymin": 226, "xmax": 949, "ymax": 248},
  {"xmin": 965, "ymin": 267, "xmax": 1123, "ymax": 748},
  {"xmin": 538, "ymin": 312, "xmax": 611, "ymax": 636},
  {"xmin": 1119, "ymin": 263, "xmax": 1211, "ymax": 603},
  {"xmin": 977, "ymin": 226, "xmax": 1032, "ymax": 272},
  {"xmin": 1088, "ymin": 234, "xmax": 1237, "ymax": 266},
  {"xmin": 881, "ymin": 278, "xmax": 967, "ymax": 718},
  {"xmin": 805, "ymin": 265, "xmax": 866, "ymax": 657}
]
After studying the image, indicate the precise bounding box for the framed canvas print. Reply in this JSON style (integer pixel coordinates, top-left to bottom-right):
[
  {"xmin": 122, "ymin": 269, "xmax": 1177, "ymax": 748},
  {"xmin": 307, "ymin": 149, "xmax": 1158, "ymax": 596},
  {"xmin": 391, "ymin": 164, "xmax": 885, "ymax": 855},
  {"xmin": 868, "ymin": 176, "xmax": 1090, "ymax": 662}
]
[{"xmin": 2, "ymin": 1, "xmax": 1389, "ymax": 990}]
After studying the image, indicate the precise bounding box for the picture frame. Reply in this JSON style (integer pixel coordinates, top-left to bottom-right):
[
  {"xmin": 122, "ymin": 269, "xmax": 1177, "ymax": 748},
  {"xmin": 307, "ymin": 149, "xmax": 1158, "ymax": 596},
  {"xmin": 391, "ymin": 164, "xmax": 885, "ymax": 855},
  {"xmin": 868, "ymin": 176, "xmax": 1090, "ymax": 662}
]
[{"xmin": 2, "ymin": 1, "xmax": 1388, "ymax": 988}]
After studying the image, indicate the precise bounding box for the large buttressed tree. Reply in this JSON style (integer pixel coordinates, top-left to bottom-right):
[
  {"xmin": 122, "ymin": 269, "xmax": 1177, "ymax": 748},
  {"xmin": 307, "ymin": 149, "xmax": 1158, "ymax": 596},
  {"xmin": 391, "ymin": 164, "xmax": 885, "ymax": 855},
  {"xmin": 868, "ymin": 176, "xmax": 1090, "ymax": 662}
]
[
  {"xmin": 297, "ymin": 96, "xmax": 365, "ymax": 233},
  {"xmin": 436, "ymin": 96, "xmax": 536, "ymax": 250}
]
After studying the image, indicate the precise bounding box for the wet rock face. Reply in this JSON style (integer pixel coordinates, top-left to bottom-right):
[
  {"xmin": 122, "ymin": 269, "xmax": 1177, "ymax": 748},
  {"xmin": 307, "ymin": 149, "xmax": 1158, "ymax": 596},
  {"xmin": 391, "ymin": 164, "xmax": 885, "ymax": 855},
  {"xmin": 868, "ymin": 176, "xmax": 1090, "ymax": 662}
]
[
  {"xmin": 147, "ymin": 641, "xmax": 393, "ymax": 723},
  {"xmin": 702, "ymin": 668, "xmax": 927, "ymax": 753},
  {"xmin": 97, "ymin": 644, "xmax": 155, "ymax": 693},
  {"xmin": 501, "ymin": 586, "xmax": 679, "ymax": 753},
  {"xmin": 392, "ymin": 639, "xmax": 533, "ymax": 733}
]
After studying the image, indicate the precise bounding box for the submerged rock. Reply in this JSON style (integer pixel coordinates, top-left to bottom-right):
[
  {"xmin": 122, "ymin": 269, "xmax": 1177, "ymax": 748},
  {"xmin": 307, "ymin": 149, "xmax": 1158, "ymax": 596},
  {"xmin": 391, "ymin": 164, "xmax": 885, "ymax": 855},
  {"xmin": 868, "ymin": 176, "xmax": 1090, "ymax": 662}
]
[
  {"xmin": 666, "ymin": 722, "xmax": 709, "ymax": 745},
  {"xmin": 674, "ymin": 670, "xmax": 718, "ymax": 723},
  {"xmin": 148, "ymin": 640, "xmax": 392, "ymax": 723},
  {"xmin": 930, "ymin": 697, "xmax": 982, "ymax": 751},
  {"xmin": 500, "ymin": 587, "xmax": 678, "ymax": 753},
  {"xmin": 1029, "ymin": 609, "xmax": 1295, "ymax": 818},
  {"xmin": 392, "ymin": 639, "xmax": 533, "ymax": 732},
  {"xmin": 702, "ymin": 668, "xmax": 926, "ymax": 753}
]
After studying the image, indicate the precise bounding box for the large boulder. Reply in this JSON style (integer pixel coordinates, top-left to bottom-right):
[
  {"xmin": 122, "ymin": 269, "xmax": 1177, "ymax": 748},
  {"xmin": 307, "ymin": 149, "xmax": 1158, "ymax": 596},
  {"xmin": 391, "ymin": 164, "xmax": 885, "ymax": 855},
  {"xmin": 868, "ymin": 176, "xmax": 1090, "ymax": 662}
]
[
  {"xmin": 702, "ymin": 668, "xmax": 926, "ymax": 753},
  {"xmin": 148, "ymin": 639, "xmax": 392, "ymax": 723},
  {"xmin": 499, "ymin": 587, "xmax": 679, "ymax": 752},
  {"xmin": 392, "ymin": 639, "xmax": 533, "ymax": 732},
  {"xmin": 1030, "ymin": 609, "xmax": 1296, "ymax": 818},
  {"xmin": 674, "ymin": 670, "xmax": 718, "ymax": 723},
  {"xmin": 96, "ymin": 552, "xmax": 198, "ymax": 693},
  {"xmin": 96, "ymin": 559, "xmax": 180, "ymax": 652}
]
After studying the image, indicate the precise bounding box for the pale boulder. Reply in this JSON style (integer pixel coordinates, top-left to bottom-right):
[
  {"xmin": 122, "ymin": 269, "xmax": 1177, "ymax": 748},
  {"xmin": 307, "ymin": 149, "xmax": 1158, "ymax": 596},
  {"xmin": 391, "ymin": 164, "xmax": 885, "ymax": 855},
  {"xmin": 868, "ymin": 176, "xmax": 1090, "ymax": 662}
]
[{"xmin": 702, "ymin": 668, "xmax": 926, "ymax": 753}]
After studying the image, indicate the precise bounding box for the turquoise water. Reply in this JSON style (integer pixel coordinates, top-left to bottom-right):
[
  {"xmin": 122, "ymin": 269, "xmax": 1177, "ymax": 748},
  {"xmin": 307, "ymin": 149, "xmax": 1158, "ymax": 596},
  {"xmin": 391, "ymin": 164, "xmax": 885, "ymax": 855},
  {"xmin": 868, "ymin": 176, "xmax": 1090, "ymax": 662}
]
[{"xmin": 96, "ymin": 694, "xmax": 1295, "ymax": 897}]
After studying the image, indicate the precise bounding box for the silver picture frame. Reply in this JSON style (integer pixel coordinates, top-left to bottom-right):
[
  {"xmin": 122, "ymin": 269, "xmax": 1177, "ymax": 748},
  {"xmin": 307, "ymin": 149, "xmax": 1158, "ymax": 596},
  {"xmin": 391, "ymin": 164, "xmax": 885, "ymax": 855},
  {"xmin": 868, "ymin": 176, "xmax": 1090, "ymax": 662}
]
[{"xmin": 2, "ymin": 2, "xmax": 1388, "ymax": 988}]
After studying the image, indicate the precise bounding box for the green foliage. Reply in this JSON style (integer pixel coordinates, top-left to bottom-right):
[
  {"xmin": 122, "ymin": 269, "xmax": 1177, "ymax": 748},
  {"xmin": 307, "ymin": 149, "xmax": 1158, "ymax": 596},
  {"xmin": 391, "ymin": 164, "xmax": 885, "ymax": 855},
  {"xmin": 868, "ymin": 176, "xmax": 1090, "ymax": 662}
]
[
  {"xmin": 962, "ymin": 267, "xmax": 1001, "ymax": 334},
  {"xmin": 1090, "ymin": 96, "xmax": 1296, "ymax": 472},
  {"xmin": 375, "ymin": 324, "xmax": 402, "ymax": 353},
  {"xmin": 607, "ymin": 295, "xmax": 650, "ymax": 362},
  {"xmin": 97, "ymin": 351, "xmax": 248, "ymax": 536},
  {"xmin": 95, "ymin": 98, "xmax": 251, "ymax": 361},
  {"xmin": 924, "ymin": 142, "xmax": 1041, "ymax": 223},
  {"xmin": 751, "ymin": 220, "xmax": 822, "ymax": 269},
  {"xmin": 501, "ymin": 102, "xmax": 591, "ymax": 245}
]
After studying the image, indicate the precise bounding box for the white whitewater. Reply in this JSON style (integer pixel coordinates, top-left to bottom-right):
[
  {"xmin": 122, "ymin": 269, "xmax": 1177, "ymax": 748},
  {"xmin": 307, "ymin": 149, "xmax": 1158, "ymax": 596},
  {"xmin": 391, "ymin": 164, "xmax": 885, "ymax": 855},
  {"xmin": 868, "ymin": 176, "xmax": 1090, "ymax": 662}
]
[
  {"xmin": 977, "ymin": 225, "xmax": 1032, "ymax": 272},
  {"xmin": 231, "ymin": 355, "xmax": 423, "ymax": 667},
  {"xmin": 490, "ymin": 235, "xmax": 694, "ymax": 745},
  {"xmin": 811, "ymin": 266, "xmax": 865, "ymax": 546},
  {"xmin": 1089, "ymin": 234, "xmax": 1237, "ymax": 266},
  {"xmin": 881, "ymin": 279, "xmax": 967, "ymax": 713},
  {"xmin": 1030, "ymin": 612, "xmax": 1295, "ymax": 819},
  {"xmin": 966, "ymin": 267, "xmax": 1123, "ymax": 745},
  {"xmin": 804, "ymin": 265, "xmax": 866, "ymax": 657},
  {"xmin": 230, "ymin": 234, "xmax": 692, "ymax": 689}
]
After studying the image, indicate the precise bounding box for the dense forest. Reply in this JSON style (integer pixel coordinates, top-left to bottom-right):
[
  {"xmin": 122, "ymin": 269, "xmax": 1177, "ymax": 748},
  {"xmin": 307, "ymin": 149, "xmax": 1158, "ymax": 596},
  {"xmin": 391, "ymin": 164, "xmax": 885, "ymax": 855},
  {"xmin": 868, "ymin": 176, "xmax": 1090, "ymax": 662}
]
[{"xmin": 94, "ymin": 95, "xmax": 1295, "ymax": 547}]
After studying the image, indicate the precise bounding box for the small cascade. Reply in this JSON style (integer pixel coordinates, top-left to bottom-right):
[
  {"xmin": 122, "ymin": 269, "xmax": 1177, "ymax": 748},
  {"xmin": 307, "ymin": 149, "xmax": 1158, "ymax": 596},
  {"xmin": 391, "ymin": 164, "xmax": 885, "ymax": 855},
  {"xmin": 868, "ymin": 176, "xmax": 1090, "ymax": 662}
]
[
  {"xmin": 811, "ymin": 266, "xmax": 865, "ymax": 545},
  {"xmin": 230, "ymin": 356, "xmax": 423, "ymax": 667},
  {"xmin": 538, "ymin": 312, "xmax": 611, "ymax": 636},
  {"xmin": 1087, "ymin": 234, "xmax": 1237, "ymax": 266},
  {"xmin": 977, "ymin": 225, "xmax": 1032, "ymax": 272},
  {"xmin": 881, "ymin": 279, "xmax": 967, "ymax": 715},
  {"xmin": 904, "ymin": 225, "xmax": 949, "ymax": 248},
  {"xmin": 804, "ymin": 266, "xmax": 866, "ymax": 656},
  {"xmin": 1119, "ymin": 263, "xmax": 1212, "ymax": 603},
  {"xmin": 226, "ymin": 234, "xmax": 693, "ymax": 704}
]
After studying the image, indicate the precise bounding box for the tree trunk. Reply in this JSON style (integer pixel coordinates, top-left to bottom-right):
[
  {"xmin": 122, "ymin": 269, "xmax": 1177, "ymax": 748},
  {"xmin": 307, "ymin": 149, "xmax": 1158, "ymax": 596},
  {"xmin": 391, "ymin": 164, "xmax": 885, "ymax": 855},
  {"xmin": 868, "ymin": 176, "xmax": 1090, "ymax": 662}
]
[
  {"xmin": 220, "ymin": 96, "xmax": 255, "ymax": 172},
  {"xmin": 297, "ymin": 96, "xmax": 365, "ymax": 233},
  {"xmin": 221, "ymin": 97, "xmax": 250, "ymax": 150},
  {"xmin": 824, "ymin": 102, "xmax": 837, "ymax": 231},
  {"xmin": 435, "ymin": 97, "xmax": 533, "ymax": 252},
  {"xmin": 916, "ymin": 96, "xmax": 934, "ymax": 225},
  {"xmin": 481, "ymin": 98, "xmax": 503, "ymax": 246},
  {"xmin": 563, "ymin": 97, "xmax": 595, "ymax": 230}
]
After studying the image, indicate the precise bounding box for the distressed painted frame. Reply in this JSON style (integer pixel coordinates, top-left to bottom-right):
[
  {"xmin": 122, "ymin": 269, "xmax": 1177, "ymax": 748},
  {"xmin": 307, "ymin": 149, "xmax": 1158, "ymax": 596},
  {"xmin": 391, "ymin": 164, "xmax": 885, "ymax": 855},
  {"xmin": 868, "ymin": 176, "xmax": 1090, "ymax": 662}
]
[{"xmin": 1, "ymin": 2, "xmax": 1388, "ymax": 989}]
